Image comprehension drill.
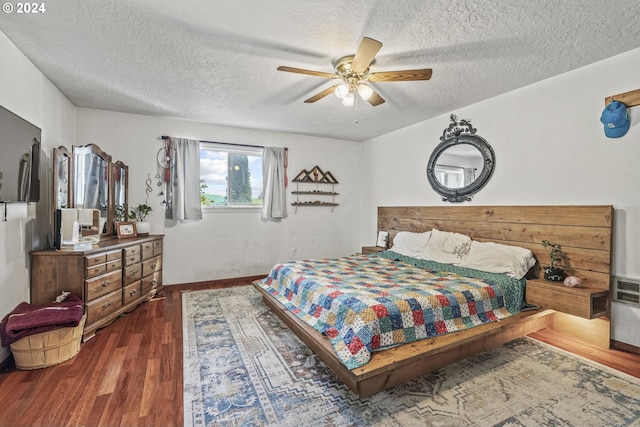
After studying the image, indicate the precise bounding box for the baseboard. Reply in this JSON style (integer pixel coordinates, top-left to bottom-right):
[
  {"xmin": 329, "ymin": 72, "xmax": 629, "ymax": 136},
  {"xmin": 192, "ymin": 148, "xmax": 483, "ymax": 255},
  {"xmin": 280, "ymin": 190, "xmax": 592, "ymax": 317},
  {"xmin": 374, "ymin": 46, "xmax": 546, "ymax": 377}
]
[{"xmin": 611, "ymin": 339, "xmax": 640, "ymax": 356}]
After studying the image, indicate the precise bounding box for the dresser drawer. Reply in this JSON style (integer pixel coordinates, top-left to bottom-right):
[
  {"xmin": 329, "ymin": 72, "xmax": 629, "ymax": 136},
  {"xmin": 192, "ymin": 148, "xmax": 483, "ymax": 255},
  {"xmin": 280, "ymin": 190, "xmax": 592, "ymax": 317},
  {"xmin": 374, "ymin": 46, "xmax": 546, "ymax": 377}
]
[
  {"xmin": 86, "ymin": 263, "xmax": 107, "ymax": 279},
  {"xmin": 86, "ymin": 291, "xmax": 122, "ymax": 325},
  {"xmin": 142, "ymin": 255, "xmax": 162, "ymax": 277},
  {"xmin": 124, "ymin": 252, "xmax": 141, "ymax": 266},
  {"xmin": 106, "ymin": 250, "xmax": 121, "ymax": 262},
  {"xmin": 123, "ymin": 281, "xmax": 141, "ymax": 305},
  {"xmin": 153, "ymin": 240, "xmax": 163, "ymax": 256},
  {"xmin": 141, "ymin": 241, "xmax": 154, "ymax": 260},
  {"xmin": 142, "ymin": 271, "xmax": 162, "ymax": 295},
  {"xmin": 123, "ymin": 245, "xmax": 141, "ymax": 257},
  {"xmin": 124, "ymin": 263, "xmax": 142, "ymax": 285},
  {"xmin": 86, "ymin": 270, "xmax": 123, "ymax": 301},
  {"xmin": 105, "ymin": 258, "xmax": 122, "ymax": 273},
  {"xmin": 85, "ymin": 253, "xmax": 107, "ymax": 268}
]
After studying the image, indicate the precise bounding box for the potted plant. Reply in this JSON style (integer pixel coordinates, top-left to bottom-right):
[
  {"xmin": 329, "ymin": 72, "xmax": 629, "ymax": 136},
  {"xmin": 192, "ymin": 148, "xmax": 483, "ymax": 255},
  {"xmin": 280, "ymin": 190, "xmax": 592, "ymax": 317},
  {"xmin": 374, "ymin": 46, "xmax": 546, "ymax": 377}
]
[
  {"xmin": 542, "ymin": 240, "xmax": 564, "ymax": 281},
  {"xmin": 129, "ymin": 203, "xmax": 152, "ymax": 235}
]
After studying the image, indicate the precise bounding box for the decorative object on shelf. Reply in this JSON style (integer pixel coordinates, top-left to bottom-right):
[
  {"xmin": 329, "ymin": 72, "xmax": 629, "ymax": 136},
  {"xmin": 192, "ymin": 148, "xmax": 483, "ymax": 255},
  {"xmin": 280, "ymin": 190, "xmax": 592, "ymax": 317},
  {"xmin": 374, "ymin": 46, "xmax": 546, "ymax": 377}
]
[
  {"xmin": 541, "ymin": 240, "xmax": 565, "ymax": 282},
  {"xmin": 426, "ymin": 114, "xmax": 495, "ymax": 203},
  {"xmin": 600, "ymin": 100, "xmax": 630, "ymax": 138},
  {"xmin": 563, "ymin": 276, "xmax": 583, "ymax": 288},
  {"xmin": 115, "ymin": 221, "xmax": 137, "ymax": 238},
  {"xmin": 292, "ymin": 166, "xmax": 338, "ymax": 184},
  {"xmin": 376, "ymin": 231, "xmax": 389, "ymax": 248},
  {"xmin": 291, "ymin": 166, "xmax": 339, "ymax": 212}
]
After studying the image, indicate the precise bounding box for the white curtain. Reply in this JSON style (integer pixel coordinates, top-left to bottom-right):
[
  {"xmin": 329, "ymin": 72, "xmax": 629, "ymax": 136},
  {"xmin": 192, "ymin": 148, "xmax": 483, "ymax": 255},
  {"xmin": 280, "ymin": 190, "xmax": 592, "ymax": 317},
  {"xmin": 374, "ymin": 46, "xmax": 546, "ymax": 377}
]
[
  {"xmin": 463, "ymin": 167, "xmax": 476, "ymax": 186},
  {"xmin": 261, "ymin": 147, "xmax": 288, "ymax": 221},
  {"xmin": 166, "ymin": 138, "xmax": 202, "ymax": 220}
]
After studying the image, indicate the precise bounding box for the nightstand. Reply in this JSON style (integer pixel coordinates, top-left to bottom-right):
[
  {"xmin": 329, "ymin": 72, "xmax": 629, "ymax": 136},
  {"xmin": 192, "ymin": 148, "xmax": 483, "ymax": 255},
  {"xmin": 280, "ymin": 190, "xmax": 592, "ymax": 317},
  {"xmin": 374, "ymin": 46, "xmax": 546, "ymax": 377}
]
[
  {"xmin": 362, "ymin": 246, "xmax": 386, "ymax": 255},
  {"xmin": 526, "ymin": 279, "xmax": 609, "ymax": 319}
]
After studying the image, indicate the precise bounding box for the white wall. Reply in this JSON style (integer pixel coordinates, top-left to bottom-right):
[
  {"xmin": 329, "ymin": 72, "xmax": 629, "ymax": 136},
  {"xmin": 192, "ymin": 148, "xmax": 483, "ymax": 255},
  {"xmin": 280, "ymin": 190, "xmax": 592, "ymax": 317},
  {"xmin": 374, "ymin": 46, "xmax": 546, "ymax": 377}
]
[
  {"xmin": 0, "ymin": 31, "xmax": 76, "ymax": 361},
  {"xmin": 361, "ymin": 47, "xmax": 640, "ymax": 346},
  {"xmin": 75, "ymin": 108, "xmax": 362, "ymax": 284}
]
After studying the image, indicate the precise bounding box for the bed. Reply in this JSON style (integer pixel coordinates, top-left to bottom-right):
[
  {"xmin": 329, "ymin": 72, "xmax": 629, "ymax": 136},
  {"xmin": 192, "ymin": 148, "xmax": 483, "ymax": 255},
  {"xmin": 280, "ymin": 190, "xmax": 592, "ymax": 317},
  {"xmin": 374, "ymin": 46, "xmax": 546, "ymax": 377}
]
[{"xmin": 253, "ymin": 205, "xmax": 613, "ymax": 397}]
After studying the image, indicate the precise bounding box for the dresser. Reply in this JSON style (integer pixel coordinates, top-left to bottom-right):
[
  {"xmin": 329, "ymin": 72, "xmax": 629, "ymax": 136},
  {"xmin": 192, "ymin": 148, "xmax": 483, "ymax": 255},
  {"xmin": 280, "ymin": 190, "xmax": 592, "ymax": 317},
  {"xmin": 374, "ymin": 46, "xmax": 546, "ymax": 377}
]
[{"xmin": 31, "ymin": 235, "xmax": 163, "ymax": 341}]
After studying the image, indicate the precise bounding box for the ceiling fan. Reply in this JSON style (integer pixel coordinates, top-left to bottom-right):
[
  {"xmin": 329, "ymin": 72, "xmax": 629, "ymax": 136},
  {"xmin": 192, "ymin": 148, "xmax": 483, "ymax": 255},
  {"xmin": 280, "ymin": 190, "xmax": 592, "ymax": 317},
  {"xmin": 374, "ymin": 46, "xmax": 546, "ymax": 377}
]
[{"xmin": 277, "ymin": 37, "xmax": 432, "ymax": 107}]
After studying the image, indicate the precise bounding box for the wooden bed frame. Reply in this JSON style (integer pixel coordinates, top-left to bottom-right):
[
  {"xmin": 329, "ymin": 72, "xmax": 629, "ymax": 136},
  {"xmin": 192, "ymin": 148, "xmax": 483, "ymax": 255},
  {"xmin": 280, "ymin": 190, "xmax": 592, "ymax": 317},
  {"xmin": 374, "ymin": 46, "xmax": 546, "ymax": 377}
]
[{"xmin": 253, "ymin": 205, "xmax": 613, "ymax": 397}]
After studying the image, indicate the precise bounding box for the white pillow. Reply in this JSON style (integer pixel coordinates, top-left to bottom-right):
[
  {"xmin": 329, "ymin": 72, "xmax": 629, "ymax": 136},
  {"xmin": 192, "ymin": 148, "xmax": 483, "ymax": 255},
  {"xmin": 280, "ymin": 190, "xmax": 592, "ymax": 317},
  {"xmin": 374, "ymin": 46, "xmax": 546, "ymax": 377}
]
[
  {"xmin": 459, "ymin": 241, "xmax": 535, "ymax": 279},
  {"xmin": 420, "ymin": 228, "xmax": 472, "ymax": 264},
  {"xmin": 390, "ymin": 231, "xmax": 432, "ymax": 258}
]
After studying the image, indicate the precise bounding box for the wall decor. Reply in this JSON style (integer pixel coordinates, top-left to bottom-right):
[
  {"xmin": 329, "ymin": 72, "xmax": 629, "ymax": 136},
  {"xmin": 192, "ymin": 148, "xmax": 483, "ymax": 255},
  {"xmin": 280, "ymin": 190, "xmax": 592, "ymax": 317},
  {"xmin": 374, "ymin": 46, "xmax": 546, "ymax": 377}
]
[
  {"xmin": 291, "ymin": 165, "xmax": 339, "ymax": 212},
  {"xmin": 426, "ymin": 114, "xmax": 495, "ymax": 203}
]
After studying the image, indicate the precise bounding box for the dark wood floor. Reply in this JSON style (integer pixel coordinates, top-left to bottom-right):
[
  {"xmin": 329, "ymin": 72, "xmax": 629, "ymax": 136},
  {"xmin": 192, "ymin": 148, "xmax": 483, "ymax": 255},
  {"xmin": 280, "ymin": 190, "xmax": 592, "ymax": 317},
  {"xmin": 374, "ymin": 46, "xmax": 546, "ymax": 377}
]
[{"xmin": 1, "ymin": 278, "xmax": 639, "ymax": 427}]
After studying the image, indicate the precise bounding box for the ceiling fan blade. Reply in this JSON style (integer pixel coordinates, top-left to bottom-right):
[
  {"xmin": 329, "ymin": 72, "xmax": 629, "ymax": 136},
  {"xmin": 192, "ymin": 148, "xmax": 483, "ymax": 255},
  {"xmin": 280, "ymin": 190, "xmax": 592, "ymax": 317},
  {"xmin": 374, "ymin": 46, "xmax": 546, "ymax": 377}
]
[
  {"xmin": 367, "ymin": 90, "xmax": 385, "ymax": 106},
  {"xmin": 368, "ymin": 69, "xmax": 433, "ymax": 82},
  {"xmin": 304, "ymin": 85, "xmax": 338, "ymax": 103},
  {"xmin": 351, "ymin": 37, "xmax": 383, "ymax": 73},
  {"xmin": 277, "ymin": 66, "xmax": 337, "ymax": 79}
]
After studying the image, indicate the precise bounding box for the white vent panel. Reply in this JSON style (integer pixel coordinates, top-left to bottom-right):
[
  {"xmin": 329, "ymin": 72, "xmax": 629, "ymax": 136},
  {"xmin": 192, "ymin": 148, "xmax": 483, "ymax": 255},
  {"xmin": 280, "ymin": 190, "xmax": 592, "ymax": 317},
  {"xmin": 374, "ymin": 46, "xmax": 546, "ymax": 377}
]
[{"xmin": 613, "ymin": 276, "xmax": 640, "ymax": 306}]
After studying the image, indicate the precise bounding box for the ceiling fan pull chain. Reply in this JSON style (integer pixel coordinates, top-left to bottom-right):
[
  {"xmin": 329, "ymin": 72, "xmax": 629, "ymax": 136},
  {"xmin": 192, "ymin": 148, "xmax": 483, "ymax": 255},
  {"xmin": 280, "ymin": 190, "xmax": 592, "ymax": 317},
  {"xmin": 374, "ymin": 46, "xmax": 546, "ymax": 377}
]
[{"xmin": 355, "ymin": 94, "xmax": 359, "ymax": 124}]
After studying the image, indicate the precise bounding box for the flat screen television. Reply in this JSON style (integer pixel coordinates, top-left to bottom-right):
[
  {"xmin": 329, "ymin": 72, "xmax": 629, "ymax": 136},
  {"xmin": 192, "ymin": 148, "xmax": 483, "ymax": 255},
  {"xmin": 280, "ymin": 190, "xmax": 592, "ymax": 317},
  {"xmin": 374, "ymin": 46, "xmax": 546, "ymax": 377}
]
[{"xmin": 0, "ymin": 105, "xmax": 41, "ymax": 202}]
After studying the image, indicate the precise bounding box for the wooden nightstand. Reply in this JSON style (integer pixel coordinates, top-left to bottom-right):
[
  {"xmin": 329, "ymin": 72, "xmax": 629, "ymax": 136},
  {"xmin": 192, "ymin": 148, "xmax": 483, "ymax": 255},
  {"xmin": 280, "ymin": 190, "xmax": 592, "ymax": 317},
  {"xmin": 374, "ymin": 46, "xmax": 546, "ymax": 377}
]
[
  {"xmin": 526, "ymin": 279, "xmax": 609, "ymax": 319},
  {"xmin": 362, "ymin": 246, "xmax": 386, "ymax": 255}
]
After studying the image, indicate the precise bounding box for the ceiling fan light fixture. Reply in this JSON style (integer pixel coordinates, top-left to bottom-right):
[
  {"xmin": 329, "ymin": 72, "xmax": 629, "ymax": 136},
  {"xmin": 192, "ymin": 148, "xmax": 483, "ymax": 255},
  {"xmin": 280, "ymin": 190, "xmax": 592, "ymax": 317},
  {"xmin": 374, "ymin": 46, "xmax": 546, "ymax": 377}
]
[
  {"xmin": 357, "ymin": 83, "xmax": 373, "ymax": 101},
  {"xmin": 335, "ymin": 83, "xmax": 350, "ymax": 100},
  {"xmin": 342, "ymin": 91, "xmax": 355, "ymax": 106}
]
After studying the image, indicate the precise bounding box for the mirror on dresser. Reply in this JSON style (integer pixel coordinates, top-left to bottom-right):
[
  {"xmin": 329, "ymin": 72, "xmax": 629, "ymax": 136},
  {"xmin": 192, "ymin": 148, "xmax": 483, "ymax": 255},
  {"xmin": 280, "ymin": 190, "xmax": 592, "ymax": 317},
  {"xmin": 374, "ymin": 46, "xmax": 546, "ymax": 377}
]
[
  {"xmin": 51, "ymin": 143, "xmax": 128, "ymax": 242},
  {"xmin": 73, "ymin": 144, "xmax": 112, "ymax": 236}
]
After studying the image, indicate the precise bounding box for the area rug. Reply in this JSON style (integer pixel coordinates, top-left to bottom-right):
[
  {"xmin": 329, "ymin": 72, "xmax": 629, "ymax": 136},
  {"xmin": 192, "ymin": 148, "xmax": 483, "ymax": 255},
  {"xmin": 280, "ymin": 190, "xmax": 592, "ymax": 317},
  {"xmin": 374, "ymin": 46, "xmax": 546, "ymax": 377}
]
[{"xmin": 182, "ymin": 286, "xmax": 640, "ymax": 427}]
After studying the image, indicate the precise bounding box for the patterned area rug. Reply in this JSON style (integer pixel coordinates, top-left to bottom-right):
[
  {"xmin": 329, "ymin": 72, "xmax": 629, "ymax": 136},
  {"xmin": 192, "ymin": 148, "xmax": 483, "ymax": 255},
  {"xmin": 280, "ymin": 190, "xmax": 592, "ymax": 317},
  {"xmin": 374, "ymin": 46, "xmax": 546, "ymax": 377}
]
[{"xmin": 182, "ymin": 286, "xmax": 640, "ymax": 427}]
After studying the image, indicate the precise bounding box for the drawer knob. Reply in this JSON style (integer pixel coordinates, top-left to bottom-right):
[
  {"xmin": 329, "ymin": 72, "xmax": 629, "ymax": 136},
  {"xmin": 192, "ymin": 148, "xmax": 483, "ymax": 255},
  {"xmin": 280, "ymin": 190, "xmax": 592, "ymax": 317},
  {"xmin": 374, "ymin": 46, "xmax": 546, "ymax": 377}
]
[
  {"xmin": 150, "ymin": 279, "xmax": 157, "ymax": 285},
  {"xmin": 129, "ymin": 289, "xmax": 137, "ymax": 296},
  {"xmin": 101, "ymin": 280, "xmax": 111, "ymax": 287},
  {"xmin": 130, "ymin": 269, "xmax": 139, "ymax": 275},
  {"xmin": 151, "ymin": 263, "xmax": 157, "ymax": 269},
  {"xmin": 102, "ymin": 301, "xmax": 111, "ymax": 309}
]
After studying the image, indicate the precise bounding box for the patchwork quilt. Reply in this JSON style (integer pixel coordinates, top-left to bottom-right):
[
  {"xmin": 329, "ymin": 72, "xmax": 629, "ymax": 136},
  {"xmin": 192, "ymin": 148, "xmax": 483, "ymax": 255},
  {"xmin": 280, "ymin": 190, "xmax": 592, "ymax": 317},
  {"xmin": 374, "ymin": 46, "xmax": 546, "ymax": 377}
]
[{"xmin": 256, "ymin": 251, "xmax": 526, "ymax": 370}]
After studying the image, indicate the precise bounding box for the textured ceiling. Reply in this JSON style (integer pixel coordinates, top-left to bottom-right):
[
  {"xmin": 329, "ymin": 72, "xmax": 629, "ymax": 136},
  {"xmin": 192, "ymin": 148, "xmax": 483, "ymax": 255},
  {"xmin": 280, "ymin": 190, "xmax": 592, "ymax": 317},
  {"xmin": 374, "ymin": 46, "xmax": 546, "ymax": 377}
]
[{"xmin": 1, "ymin": 0, "xmax": 640, "ymax": 142}]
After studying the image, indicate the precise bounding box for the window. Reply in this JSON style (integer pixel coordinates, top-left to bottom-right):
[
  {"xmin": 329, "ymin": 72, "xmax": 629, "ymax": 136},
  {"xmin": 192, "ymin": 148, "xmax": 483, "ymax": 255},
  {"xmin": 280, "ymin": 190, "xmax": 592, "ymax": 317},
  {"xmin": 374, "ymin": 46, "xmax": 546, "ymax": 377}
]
[{"xmin": 199, "ymin": 142, "xmax": 263, "ymax": 208}]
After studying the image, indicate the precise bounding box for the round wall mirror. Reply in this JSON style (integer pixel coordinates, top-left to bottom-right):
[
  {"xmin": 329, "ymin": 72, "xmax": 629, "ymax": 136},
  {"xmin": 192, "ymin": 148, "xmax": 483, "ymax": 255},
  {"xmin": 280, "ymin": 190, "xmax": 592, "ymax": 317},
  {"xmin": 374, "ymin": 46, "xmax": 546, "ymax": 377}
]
[{"xmin": 426, "ymin": 133, "xmax": 495, "ymax": 202}]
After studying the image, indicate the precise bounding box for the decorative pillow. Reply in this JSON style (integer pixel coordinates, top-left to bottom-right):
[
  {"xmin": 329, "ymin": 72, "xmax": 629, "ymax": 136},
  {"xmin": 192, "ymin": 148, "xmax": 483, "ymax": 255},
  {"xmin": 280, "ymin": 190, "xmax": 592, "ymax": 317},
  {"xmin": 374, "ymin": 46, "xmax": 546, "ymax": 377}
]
[
  {"xmin": 459, "ymin": 241, "xmax": 536, "ymax": 279},
  {"xmin": 420, "ymin": 228, "xmax": 472, "ymax": 264},
  {"xmin": 390, "ymin": 231, "xmax": 432, "ymax": 258}
]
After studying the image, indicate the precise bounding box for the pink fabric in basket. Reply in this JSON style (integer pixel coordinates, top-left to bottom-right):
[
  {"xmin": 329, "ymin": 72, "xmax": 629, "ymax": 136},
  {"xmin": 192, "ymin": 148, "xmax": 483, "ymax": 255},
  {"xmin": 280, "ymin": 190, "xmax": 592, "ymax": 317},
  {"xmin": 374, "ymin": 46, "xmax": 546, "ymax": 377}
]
[{"xmin": 0, "ymin": 293, "xmax": 84, "ymax": 347}]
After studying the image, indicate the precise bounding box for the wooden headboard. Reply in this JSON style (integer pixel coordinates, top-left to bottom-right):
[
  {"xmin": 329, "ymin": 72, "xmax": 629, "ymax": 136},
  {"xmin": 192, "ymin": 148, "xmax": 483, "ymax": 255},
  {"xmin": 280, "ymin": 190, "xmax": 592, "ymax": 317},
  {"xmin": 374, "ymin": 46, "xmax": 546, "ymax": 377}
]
[{"xmin": 378, "ymin": 205, "xmax": 613, "ymax": 290}]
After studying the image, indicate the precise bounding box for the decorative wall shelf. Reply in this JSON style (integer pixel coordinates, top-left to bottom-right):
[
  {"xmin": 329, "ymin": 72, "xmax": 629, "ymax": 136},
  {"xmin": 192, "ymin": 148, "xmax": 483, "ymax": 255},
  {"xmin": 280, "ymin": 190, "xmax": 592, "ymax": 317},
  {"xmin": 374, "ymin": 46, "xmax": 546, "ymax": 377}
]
[{"xmin": 291, "ymin": 166, "xmax": 339, "ymax": 212}]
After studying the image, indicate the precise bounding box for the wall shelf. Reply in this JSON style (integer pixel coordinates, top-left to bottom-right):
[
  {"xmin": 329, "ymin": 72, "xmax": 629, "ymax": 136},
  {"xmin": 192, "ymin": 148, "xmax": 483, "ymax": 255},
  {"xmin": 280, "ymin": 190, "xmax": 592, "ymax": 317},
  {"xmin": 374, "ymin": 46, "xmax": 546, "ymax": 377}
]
[
  {"xmin": 291, "ymin": 166, "xmax": 339, "ymax": 212},
  {"xmin": 291, "ymin": 191, "xmax": 339, "ymax": 196}
]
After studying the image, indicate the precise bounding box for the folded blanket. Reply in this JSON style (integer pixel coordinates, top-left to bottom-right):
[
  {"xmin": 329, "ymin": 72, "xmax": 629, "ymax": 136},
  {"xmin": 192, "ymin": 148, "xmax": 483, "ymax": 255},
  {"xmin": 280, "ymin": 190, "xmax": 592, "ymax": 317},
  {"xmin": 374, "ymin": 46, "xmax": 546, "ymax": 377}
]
[{"xmin": 0, "ymin": 293, "xmax": 84, "ymax": 347}]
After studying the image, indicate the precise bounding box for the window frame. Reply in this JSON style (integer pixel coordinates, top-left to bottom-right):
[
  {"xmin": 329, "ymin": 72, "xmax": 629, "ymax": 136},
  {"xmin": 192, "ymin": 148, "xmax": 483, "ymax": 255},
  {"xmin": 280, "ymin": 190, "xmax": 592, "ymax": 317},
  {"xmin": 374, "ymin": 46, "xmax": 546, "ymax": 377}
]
[{"xmin": 199, "ymin": 142, "xmax": 264, "ymax": 212}]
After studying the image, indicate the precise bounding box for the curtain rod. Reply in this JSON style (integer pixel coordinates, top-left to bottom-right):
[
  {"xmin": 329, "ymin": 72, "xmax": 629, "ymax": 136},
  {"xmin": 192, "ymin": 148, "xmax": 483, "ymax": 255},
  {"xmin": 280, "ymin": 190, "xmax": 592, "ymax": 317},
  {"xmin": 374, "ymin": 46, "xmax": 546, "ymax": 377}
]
[{"xmin": 160, "ymin": 135, "xmax": 287, "ymax": 151}]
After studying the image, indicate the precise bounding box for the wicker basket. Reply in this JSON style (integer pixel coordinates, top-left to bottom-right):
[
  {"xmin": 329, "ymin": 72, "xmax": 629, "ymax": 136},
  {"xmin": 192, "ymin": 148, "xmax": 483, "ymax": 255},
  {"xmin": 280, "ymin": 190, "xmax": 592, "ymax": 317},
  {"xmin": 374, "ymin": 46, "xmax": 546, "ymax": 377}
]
[{"xmin": 10, "ymin": 314, "xmax": 86, "ymax": 370}]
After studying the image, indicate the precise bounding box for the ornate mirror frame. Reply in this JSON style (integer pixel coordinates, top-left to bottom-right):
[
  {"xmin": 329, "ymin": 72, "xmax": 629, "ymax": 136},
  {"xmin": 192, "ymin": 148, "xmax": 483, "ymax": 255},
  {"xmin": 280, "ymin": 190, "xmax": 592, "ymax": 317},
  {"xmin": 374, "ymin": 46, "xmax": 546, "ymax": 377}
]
[{"xmin": 426, "ymin": 115, "xmax": 495, "ymax": 203}]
